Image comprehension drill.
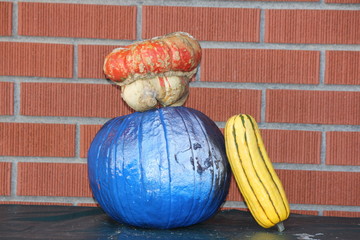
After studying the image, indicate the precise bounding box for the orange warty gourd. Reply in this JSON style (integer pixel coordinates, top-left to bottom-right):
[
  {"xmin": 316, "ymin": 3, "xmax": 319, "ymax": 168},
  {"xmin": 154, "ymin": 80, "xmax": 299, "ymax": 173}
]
[
  {"xmin": 103, "ymin": 32, "xmax": 202, "ymax": 112},
  {"xmin": 104, "ymin": 32, "xmax": 201, "ymax": 84}
]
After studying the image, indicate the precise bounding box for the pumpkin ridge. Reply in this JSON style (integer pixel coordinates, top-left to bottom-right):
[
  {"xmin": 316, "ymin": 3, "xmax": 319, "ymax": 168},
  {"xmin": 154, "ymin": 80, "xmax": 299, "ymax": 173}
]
[
  {"xmin": 191, "ymin": 110, "xmax": 218, "ymax": 222},
  {"xmin": 137, "ymin": 112, "xmax": 145, "ymax": 200},
  {"xmin": 124, "ymin": 113, "xmax": 148, "ymax": 224},
  {"xmin": 109, "ymin": 115, "xmax": 129, "ymax": 223},
  {"xmin": 132, "ymin": 112, "xmax": 149, "ymax": 226},
  {"xmin": 114, "ymin": 115, "xmax": 136, "ymax": 222},
  {"xmin": 200, "ymin": 110, "xmax": 231, "ymax": 219},
  {"xmin": 118, "ymin": 113, "xmax": 143, "ymax": 225},
  {"xmin": 173, "ymin": 107, "xmax": 197, "ymax": 225},
  {"xmin": 158, "ymin": 108, "xmax": 173, "ymax": 228},
  {"xmin": 90, "ymin": 116, "xmax": 124, "ymax": 219},
  {"xmin": 117, "ymin": 116, "xmax": 131, "ymax": 223}
]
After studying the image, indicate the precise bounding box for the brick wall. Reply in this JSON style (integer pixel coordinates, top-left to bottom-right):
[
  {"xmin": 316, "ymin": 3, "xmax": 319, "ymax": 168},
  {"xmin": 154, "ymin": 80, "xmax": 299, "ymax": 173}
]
[{"xmin": 0, "ymin": 0, "xmax": 359, "ymax": 218}]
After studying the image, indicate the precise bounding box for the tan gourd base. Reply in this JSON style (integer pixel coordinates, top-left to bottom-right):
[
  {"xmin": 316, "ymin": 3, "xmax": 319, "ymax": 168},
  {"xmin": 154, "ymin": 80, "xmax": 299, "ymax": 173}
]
[{"xmin": 120, "ymin": 75, "xmax": 190, "ymax": 112}]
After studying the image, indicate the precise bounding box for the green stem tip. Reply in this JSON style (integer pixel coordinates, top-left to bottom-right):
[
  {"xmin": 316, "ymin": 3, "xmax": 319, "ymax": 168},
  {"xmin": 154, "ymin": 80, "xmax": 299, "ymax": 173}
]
[{"xmin": 276, "ymin": 222, "xmax": 285, "ymax": 232}]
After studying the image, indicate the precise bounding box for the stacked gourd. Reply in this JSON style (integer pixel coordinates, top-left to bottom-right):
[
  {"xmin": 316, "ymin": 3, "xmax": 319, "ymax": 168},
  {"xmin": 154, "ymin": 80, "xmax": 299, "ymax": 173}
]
[
  {"xmin": 87, "ymin": 32, "xmax": 290, "ymax": 230},
  {"xmin": 87, "ymin": 32, "xmax": 231, "ymax": 229},
  {"xmin": 103, "ymin": 32, "xmax": 201, "ymax": 112}
]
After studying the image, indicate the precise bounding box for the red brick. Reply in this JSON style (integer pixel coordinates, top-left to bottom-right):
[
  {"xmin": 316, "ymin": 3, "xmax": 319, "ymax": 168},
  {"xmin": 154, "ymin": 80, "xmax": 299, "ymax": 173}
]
[
  {"xmin": 142, "ymin": 6, "xmax": 260, "ymax": 42},
  {"xmin": 220, "ymin": 207, "xmax": 248, "ymax": 212},
  {"xmin": 185, "ymin": 87, "xmax": 261, "ymax": 122},
  {"xmin": 326, "ymin": 132, "xmax": 360, "ymax": 166},
  {"xmin": 325, "ymin": 51, "xmax": 360, "ymax": 85},
  {"xmin": 265, "ymin": 10, "xmax": 360, "ymax": 44},
  {"xmin": 266, "ymin": 90, "xmax": 360, "ymax": 125},
  {"xmin": 18, "ymin": 2, "xmax": 136, "ymax": 40},
  {"xmin": 291, "ymin": 210, "xmax": 319, "ymax": 216},
  {"xmin": 243, "ymin": 0, "xmax": 320, "ymax": 2},
  {"xmin": 77, "ymin": 203, "xmax": 99, "ymax": 207},
  {"xmin": 0, "ymin": 201, "xmax": 72, "ymax": 206},
  {"xmin": 227, "ymin": 168, "xmax": 360, "ymax": 207},
  {"xmin": 323, "ymin": 211, "xmax": 360, "ymax": 218},
  {"xmin": 326, "ymin": 0, "xmax": 360, "ymax": 3},
  {"xmin": 80, "ymin": 125, "xmax": 102, "ymax": 158},
  {"xmin": 0, "ymin": 82, "xmax": 14, "ymax": 115},
  {"xmin": 0, "ymin": 123, "xmax": 75, "ymax": 157},
  {"xmin": 226, "ymin": 171, "xmax": 325, "ymax": 206},
  {"xmin": 0, "ymin": 42, "xmax": 73, "ymax": 78},
  {"xmin": 262, "ymin": 129, "xmax": 321, "ymax": 164},
  {"xmin": 17, "ymin": 162, "xmax": 92, "ymax": 197},
  {"xmin": 232, "ymin": 0, "xmax": 318, "ymax": 1},
  {"xmin": 78, "ymin": 45, "xmax": 122, "ymax": 79},
  {"xmin": 226, "ymin": 175, "xmax": 244, "ymax": 202},
  {"xmin": 212, "ymin": 170, "xmax": 360, "ymax": 207},
  {"xmin": 201, "ymin": 49, "xmax": 319, "ymax": 84},
  {"xmin": 278, "ymin": 170, "xmax": 360, "ymax": 206},
  {"xmin": 0, "ymin": 2, "xmax": 12, "ymax": 36},
  {"xmin": 20, "ymin": 82, "xmax": 133, "ymax": 118},
  {"xmin": 0, "ymin": 162, "xmax": 11, "ymax": 195}
]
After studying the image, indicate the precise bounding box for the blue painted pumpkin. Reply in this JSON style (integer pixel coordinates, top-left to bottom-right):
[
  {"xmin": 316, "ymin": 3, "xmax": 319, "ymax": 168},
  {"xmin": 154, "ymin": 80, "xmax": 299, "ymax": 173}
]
[{"xmin": 88, "ymin": 106, "xmax": 230, "ymax": 229}]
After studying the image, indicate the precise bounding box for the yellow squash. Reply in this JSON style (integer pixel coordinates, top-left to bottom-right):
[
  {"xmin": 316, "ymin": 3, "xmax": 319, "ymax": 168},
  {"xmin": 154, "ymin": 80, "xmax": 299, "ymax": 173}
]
[{"xmin": 224, "ymin": 114, "xmax": 290, "ymax": 231}]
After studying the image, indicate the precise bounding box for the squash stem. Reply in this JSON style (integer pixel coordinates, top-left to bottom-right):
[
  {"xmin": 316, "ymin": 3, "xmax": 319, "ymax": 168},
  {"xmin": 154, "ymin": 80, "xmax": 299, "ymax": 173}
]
[{"xmin": 276, "ymin": 222, "xmax": 285, "ymax": 232}]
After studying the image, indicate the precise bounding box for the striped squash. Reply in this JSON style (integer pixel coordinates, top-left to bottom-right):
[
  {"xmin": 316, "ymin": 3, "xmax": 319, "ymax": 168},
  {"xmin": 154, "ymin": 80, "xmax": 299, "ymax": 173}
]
[{"xmin": 224, "ymin": 114, "xmax": 290, "ymax": 231}]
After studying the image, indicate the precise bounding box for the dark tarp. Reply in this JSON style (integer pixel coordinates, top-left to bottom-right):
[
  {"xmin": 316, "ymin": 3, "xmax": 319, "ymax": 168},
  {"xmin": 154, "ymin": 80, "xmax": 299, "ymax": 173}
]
[{"xmin": 0, "ymin": 205, "xmax": 359, "ymax": 240}]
